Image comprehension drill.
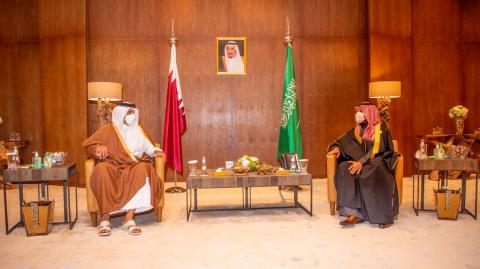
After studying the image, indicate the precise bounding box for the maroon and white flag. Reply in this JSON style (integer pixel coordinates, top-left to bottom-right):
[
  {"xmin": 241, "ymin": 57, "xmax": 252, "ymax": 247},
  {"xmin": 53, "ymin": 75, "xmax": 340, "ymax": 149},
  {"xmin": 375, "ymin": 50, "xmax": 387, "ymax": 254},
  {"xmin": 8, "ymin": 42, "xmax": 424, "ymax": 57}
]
[{"xmin": 163, "ymin": 45, "xmax": 187, "ymax": 175}]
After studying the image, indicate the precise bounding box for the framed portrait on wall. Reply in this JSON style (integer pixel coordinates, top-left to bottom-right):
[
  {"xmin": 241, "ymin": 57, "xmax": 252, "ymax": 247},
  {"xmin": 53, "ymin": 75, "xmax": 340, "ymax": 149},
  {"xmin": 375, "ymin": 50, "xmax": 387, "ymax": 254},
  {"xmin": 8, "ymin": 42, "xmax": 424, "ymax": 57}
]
[{"xmin": 216, "ymin": 37, "xmax": 247, "ymax": 75}]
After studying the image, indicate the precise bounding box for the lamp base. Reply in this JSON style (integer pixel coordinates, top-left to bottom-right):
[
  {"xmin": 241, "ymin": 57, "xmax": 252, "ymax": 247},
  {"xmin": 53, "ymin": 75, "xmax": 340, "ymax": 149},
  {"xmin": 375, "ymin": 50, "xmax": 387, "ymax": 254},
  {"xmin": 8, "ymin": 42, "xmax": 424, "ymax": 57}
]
[
  {"xmin": 96, "ymin": 99, "xmax": 115, "ymax": 126},
  {"xmin": 165, "ymin": 186, "xmax": 186, "ymax": 193},
  {"xmin": 376, "ymin": 97, "xmax": 392, "ymax": 122}
]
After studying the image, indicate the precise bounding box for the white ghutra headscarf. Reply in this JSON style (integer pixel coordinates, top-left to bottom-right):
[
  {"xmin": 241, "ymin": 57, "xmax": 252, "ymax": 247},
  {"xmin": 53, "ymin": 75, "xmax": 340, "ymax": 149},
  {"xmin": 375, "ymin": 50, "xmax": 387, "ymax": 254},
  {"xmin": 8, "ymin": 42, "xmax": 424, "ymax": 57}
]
[
  {"xmin": 111, "ymin": 104, "xmax": 159, "ymax": 158},
  {"xmin": 224, "ymin": 41, "xmax": 245, "ymax": 72}
]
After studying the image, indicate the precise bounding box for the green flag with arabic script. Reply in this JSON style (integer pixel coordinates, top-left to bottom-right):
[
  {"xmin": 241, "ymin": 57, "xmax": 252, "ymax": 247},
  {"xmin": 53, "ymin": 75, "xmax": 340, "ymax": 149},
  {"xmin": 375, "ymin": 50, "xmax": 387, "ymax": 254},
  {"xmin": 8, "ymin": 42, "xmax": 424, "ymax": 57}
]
[{"xmin": 277, "ymin": 44, "xmax": 302, "ymax": 160}]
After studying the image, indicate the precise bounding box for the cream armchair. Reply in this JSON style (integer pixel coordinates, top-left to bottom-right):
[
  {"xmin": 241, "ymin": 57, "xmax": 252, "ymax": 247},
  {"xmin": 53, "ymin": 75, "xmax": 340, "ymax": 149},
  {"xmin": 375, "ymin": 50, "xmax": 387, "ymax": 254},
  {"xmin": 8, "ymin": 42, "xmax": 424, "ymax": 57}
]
[
  {"xmin": 85, "ymin": 146, "xmax": 165, "ymax": 227},
  {"xmin": 326, "ymin": 140, "xmax": 404, "ymax": 215}
]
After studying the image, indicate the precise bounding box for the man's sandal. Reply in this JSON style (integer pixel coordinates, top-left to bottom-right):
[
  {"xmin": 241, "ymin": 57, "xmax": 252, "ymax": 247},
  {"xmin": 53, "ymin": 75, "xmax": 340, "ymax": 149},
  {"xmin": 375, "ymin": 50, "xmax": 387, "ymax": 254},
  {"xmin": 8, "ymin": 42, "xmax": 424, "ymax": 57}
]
[
  {"xmin": 122, "ymin": 220, "xmax": 142, "ymax": 235},
  {"xmin": 97, "ymin": 220, "xmax": 111, "ymax": 236}
]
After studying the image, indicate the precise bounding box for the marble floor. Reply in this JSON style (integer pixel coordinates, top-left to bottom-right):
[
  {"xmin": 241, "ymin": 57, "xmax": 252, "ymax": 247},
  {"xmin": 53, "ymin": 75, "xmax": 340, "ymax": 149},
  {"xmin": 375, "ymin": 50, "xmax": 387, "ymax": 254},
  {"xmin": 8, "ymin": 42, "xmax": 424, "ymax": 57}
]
[{"xmin": 0, "ymin": 177, "xmax": 479, "ymax": 269}]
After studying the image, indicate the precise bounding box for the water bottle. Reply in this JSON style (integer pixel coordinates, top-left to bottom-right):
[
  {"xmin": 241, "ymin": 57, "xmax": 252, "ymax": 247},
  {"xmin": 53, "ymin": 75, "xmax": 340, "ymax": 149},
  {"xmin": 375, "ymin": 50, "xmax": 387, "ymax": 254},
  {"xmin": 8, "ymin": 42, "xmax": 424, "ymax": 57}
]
[
  {"xmin": 201, "ymin": 156, "xmax": 207, "ymax": 175},
  {"xmin": 420, "ymin": 139, "xmax": 426, "ymax": 159}
]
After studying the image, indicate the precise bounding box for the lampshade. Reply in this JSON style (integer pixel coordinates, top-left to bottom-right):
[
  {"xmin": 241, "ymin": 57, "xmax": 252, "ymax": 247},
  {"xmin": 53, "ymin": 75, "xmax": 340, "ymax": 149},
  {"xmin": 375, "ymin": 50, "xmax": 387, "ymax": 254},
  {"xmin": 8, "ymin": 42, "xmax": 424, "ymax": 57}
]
[
  {"xmin": 369, "ymin": 81, "xmax": 401, "ymax": 98},
  {"xmin": 88, "ymin": 82, "xmax": 122, "ymax": 101}
]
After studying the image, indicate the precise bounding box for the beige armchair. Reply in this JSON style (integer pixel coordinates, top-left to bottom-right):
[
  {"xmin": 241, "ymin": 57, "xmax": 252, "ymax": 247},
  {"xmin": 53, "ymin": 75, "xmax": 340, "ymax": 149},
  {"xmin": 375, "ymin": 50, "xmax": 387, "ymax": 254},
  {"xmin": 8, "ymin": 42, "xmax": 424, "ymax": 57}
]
[
  {"xmin": 85, "ymin": 146, "xmax": 165, "ymax": 227},
  {"xmin": 326, "ymin": 140, "xmax": 404, "ymax": 215}
]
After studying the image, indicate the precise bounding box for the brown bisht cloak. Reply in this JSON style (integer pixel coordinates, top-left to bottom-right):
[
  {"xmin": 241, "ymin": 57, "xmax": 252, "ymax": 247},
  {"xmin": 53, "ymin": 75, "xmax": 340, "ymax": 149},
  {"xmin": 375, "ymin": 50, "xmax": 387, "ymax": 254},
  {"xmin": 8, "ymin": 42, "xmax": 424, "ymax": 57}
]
[
  {"xmin": 83, "ymin": 124, "xmax": 163, "ymax": 214},
  {"xmin": 328, "ymin": 123, "xmax": 399, "ymax": 224}
]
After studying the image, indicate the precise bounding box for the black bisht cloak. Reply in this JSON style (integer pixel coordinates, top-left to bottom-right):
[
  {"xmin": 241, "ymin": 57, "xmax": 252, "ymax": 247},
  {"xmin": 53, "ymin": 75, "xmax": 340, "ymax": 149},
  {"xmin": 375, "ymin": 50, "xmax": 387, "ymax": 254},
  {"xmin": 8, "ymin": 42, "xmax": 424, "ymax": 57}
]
[{"xmin": 328, "ymin": 123, "xmax": 399, "ymax": 224}]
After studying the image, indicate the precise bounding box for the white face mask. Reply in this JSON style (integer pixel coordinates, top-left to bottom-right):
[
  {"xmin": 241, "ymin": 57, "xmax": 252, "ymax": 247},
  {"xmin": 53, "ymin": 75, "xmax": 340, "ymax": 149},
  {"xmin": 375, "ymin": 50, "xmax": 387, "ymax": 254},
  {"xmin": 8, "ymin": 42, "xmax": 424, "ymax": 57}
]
[
  {"xmin": 124, "ymin": 114, "xmax": 136, "ymax": 125},
  {"xmin": 355, "ymin": 111, "xmax": 365, "ymax": 124}
]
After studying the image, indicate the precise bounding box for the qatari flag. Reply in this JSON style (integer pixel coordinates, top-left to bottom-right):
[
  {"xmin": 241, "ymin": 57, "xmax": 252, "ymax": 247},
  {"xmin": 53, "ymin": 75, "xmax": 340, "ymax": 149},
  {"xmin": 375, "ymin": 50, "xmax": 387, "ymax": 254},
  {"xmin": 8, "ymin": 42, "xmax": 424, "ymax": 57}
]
[{"xmin": 163, "ymin": 45, "xmax": 187, "ymax": 175}]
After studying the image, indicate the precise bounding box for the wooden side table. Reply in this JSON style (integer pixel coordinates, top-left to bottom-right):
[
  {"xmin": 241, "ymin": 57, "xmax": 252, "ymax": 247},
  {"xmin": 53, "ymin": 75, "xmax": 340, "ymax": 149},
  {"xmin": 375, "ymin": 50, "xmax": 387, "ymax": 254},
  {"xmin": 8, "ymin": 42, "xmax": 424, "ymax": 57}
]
[
  {"xmin": 2, "ymin": 163, "xmax": 78, "ymax": 234},
  {"xmin": 413, "ymin": 158, "xmax": 478, "ymax": 219}
]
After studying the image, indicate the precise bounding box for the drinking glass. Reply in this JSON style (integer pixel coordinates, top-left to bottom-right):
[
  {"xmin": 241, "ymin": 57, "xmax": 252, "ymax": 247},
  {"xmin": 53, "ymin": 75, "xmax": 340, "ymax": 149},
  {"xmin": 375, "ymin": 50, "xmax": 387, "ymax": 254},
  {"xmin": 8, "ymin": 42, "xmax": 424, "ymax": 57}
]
[{"xmin": 299, "ymin": 159, "xmax": 309, "ymax": 173}]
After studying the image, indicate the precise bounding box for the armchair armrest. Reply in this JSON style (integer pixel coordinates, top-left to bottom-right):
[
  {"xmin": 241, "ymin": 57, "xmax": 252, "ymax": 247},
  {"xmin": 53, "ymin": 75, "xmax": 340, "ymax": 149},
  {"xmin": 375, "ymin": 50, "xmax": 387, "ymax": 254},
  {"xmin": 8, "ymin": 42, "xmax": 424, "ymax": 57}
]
[
  {"xmin": 326, "ymin": 153, "xmax": 337, "ymax": 203},
  {"xmin": 85, "ymin": 159, "xmax": 99, "ymax": 212},
  {"xmin": 152, "ymin": 143, "xmax": 165, "ymax": 184}
]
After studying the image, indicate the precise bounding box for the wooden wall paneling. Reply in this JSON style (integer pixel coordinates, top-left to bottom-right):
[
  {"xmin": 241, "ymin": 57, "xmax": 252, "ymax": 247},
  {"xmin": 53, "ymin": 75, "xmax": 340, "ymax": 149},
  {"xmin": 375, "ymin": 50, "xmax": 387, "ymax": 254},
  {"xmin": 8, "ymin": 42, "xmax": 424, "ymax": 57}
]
[
  {"xmin": 412, "ymin": 0, "xmax": 462, "ymax": 138},
  {"xmin": 300, "ymin": 40, "xmax": 369, "ymax": 177},
  {"xmin": 87, "ymin": 0, "xmax": 368, "ymax": 180},
  {"xmin": 461, "ymin": 0, "xmax": 480, "ymax": 44},
  {"xmin": 0, "ymin": 1, "xmax": 18, "ymax": 141},
  {"xmin": 230, "ymin": 38, "xmax": 285, "ymax": 166},
  {"xmin": 87, "ymin": 40, "xmax": 161, "ymax": 138},
  {"xmin": 15, "ymin": 43, "xmax": 42, "ymax": 161},
  {"xmin": 15, "ymin": 0, "xmax": 39, "ymax": 41},
  {"xmin": 157, "ymin": 0, "xmax": 230, "ymax": 38},
  {"xmin": 0, "ymin": 45, "xmax": 18, "ymax": 141},
  {"xmin": 412, "ymin": 0, "xmax": 460, "ymax": 43},
  {"xmin": 15, "ymin": 0, "xmax": 41, "ymax": 155},
  {"xmin": 300, "ymin": 0, "xmax": 366, "ymax": 38},
  {"xmin": 368, "ymin": 0, "xmax": 414, "ymax": 173},
  {"xmin": 461, "ymin": 0, "xmax": 480, "ymax": 133},
  {"xmin": 462, "ymin": 44, "xmax": 480, "ymax": 133},
  {"xmin": 88, "ymin": 0, "xmax": 159, "ymax": 40},
  {"xmin": 39, "ymin": 0, "xmax": 87, "ymax": 185},
  {"xmin": 229, "ymin": 0, "xmax": 299, "ymax": 37}
]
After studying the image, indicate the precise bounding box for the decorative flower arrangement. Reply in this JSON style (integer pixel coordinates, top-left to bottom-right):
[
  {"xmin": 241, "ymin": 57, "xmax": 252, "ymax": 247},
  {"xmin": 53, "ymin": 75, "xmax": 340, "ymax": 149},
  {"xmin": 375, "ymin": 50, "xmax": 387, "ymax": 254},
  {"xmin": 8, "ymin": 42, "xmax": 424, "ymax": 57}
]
[
  {"xmin": 448, "ymin": 105, "xmax": 469, "ymax": 120},
  {"xmin": 236, "ymin": 155, "xmax": 260, "ymax": 171},
  {"xmin": 448, "ymin": 105, "xmax": 469, "ymax": 135}
]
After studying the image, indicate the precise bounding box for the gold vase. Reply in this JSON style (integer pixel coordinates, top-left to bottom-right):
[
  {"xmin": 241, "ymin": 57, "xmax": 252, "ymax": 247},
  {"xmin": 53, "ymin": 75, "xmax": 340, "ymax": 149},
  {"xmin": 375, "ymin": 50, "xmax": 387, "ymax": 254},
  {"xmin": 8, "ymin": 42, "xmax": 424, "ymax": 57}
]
[{"xmin": 455, "ymin": 118, "xmax": 464, "ymax": 135}]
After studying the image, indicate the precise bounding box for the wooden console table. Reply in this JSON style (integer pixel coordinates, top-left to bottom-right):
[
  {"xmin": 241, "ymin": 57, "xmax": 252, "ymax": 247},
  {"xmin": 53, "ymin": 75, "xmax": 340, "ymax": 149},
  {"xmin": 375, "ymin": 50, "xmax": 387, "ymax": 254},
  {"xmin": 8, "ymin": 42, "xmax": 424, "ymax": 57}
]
[
  {"xmin": 186, "ymin": 171, "xmax": 313, "ymax": 221},
  {"xmin": 413, "ymin": 158, "xmax": 478, "ymax": 219},
  {"xmin": 2, "ymin": 163, "xmax": 78, "ymax": 234}
]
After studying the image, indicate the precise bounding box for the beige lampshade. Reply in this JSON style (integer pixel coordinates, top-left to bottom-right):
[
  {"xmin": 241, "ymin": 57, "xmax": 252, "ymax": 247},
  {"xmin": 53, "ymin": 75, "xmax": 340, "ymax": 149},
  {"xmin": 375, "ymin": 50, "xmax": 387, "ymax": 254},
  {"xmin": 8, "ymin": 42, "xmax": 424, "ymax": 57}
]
[
  {"xmin": 87, "ymin": 82, "xmax": 122, "ymax": 101},
  {"xmin": 369, "ymin": 81, "xmax": 401, "ymax": 98}
]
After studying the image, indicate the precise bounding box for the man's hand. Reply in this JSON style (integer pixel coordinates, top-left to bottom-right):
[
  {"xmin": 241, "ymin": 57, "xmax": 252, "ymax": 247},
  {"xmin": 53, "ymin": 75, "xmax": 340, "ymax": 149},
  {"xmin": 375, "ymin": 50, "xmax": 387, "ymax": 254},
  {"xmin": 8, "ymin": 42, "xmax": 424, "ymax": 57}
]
[
  {"xmin": 95, "ymin": 145, "xmax": 108, "ymax": 160},
  {"xmin": 328, "ymin": 147, "xmax": 341, "ymax": 159},
  {"xmin": 153, "ymin": 149, "xmax": 165, "ymax": 158},
  {"xmin": 348, "ymin": 161, "xmax": 363, "ymax": 175}
]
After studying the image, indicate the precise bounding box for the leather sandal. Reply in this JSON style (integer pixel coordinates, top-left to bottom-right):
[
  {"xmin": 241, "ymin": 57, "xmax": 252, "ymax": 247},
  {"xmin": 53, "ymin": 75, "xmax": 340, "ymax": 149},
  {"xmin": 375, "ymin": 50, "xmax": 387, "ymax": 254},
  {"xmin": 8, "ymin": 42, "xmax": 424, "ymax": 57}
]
[
  {"xmin": 97, "ymin": 220, "xmax": 111, "ymax": 236},
  {"xmin": 122, "ymin": 220, "xmax": 142, "ymax": 235},
  {"xmin": 379, "ymin": 223, "xmax": 393, "ymax": 229},
  {"xmin": 339, "ymin": 215, "xmax": 364, "ymax": 227}
]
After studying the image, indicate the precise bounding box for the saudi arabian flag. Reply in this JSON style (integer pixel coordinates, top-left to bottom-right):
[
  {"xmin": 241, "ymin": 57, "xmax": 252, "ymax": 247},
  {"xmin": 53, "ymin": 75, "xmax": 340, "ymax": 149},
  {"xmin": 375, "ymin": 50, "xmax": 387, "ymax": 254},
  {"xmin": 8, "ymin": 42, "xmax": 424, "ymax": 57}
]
[{"xmin": 277, "ymin": 44, "xmax": 303, "ymax": 160}]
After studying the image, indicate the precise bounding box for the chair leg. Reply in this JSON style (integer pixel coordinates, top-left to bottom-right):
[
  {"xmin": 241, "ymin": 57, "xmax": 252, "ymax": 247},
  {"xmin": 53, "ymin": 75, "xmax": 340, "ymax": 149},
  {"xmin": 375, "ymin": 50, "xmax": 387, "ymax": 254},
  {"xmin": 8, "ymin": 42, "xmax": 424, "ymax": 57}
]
[
  {"xmin": 90, "ymin": 212, "xmax": 98, "ymax": 227},
  {"xmin": 329, "ymin": 202, "xmax": 336, "ymax": 216},
  {"xmin": 156, "ymin": 207, "xmax": 163, "ymax": 222}
]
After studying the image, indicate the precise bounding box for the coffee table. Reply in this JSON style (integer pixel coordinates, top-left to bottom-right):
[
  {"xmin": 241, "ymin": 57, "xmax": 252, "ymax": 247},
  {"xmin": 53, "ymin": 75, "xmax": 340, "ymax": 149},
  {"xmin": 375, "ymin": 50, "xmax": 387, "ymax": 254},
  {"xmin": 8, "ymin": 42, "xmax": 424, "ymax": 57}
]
[{"xmin": 186, "ymin": 171, "xmax": 313, "ymax": 220}]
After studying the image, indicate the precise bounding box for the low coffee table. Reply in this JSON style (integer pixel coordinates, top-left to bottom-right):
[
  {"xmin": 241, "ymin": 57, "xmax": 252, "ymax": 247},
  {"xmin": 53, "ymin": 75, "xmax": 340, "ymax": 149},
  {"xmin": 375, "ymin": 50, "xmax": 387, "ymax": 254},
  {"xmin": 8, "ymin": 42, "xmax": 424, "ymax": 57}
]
[{"xmin": 186, "ymin": 171, "xmax": 313, "ymax": 220}]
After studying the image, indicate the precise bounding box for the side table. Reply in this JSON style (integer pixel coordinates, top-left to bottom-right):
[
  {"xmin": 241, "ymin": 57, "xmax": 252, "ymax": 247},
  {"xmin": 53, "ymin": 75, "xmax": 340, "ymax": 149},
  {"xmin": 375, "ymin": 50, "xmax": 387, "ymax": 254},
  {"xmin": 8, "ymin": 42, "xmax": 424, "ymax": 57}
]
[
  {"xmin": 2, "ymin": 163, "xmax": 78, "ymax": 234},
  {"xmin": 413, "ymin": 158, "xmax": 478, "ymax": 219}
]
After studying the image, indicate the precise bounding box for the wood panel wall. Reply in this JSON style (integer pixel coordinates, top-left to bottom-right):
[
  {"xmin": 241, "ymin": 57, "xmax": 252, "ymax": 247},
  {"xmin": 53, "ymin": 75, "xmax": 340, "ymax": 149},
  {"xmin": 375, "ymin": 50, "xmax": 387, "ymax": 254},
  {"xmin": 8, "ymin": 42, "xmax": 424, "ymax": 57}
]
[
  {"xmin": 0, "ymin": 0, "xmax": 42, "ymax": 162},
  {"xmin": 39, "ymin": 0, "xmax": 87, "ymax": 183},
  {"xmin": 462, "ymin": 0, "xmax": 480, "ymax": 133},
  {"xmin": 0, "ymin": 0, "xmax": 87, "ymax": 184},
  {"xmin": 369, "ymin": 0, "xmax": 479, "ymax": 174},
  {"xmin": 2, "ymin": 0, "xmax": 478, "ymax": 185},
  {"xmin": 87, "ymin": 0, "xmax": 368, "ymax": 181}
]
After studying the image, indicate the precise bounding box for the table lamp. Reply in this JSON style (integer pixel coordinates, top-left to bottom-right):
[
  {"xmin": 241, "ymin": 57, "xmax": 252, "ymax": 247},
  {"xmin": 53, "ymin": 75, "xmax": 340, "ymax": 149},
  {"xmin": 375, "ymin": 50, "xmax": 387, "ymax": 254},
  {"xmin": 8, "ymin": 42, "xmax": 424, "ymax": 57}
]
[
  {"xmin": 88, "ymin": 82, "xmax": 122, "ymax": 126},
  {"xmin": 369, "ymin": 81, "xmax": 401, "ymax": 122}
]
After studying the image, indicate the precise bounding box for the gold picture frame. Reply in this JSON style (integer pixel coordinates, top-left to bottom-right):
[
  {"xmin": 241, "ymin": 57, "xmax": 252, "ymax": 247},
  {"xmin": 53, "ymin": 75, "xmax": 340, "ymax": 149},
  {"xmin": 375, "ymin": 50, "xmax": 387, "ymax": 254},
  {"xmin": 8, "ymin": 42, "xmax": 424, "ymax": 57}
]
[{"xmin": 216, "ymin": 37, "xmax": 247, "ymax": 75}]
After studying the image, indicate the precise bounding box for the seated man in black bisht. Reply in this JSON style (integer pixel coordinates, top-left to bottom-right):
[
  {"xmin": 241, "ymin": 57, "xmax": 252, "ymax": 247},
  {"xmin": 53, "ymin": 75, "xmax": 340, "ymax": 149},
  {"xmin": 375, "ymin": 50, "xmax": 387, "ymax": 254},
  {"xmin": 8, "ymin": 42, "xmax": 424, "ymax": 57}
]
[{"xmin": 328, "ymin": 102, "xmax": 399, "ymax": 229}]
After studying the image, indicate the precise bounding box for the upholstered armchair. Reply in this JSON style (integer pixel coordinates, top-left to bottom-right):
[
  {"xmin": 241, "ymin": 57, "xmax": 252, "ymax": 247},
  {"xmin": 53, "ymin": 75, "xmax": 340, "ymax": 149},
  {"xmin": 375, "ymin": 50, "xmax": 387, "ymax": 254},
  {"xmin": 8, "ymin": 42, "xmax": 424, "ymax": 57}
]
[
  {"xmin": 326, "ymin": 140, "xmax": 404, "ymax": 215},
  {"xmin": 85, "ymin": 145, "xmax": 165, "ymax": 227}
]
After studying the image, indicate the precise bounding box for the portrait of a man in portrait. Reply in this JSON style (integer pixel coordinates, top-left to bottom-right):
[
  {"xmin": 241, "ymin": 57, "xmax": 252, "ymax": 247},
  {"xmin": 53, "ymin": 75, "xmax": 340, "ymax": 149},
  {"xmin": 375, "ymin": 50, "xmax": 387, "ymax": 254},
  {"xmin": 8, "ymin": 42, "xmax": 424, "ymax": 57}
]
[{"xmin": 217, "ymin": 37, "xmax": 247, "ymax": 75}]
